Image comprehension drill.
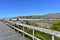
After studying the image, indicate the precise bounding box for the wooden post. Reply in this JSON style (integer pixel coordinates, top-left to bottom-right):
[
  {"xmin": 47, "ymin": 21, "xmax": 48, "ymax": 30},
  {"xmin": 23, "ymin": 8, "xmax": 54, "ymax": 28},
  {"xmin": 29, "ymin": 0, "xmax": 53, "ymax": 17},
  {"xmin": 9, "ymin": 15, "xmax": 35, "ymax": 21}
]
[
  {"xmin": 23, "ymin": 26, "xmax": 24, "ymax": 36},
  {"xmin": 33, "ymin": 29, "xmax": 34, "ymax": 40},
  {"xmin": 52, "ymin": 35, "xmax": 55, "ymax": 40}
]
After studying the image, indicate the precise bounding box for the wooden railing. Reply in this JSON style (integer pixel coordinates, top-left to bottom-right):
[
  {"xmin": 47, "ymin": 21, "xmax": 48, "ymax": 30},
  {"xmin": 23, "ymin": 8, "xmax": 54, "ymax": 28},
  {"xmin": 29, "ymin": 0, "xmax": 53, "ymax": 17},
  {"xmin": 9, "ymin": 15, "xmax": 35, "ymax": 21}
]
[{"xmin": 3, "ymin": 20, "xmax": 60, "ymax": 40}]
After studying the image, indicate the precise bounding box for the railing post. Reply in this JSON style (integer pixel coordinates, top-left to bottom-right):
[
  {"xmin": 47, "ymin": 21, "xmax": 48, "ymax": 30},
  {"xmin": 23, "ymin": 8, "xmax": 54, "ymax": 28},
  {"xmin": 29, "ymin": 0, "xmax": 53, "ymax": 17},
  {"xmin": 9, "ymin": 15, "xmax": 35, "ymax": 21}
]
[
  {"xmin": 23, "ymin": 26, "xmax": 24, "ymax": 36},
  {"xmin": 52, "ymin": 35, "xmax": 55, "ymax": 40},
  {"xmin": 18, "ymin": 25, "xmax": 19, "ymax": 32},
  {"xmin": 33, "ymin": 29, "xmax": 34, "ymax": 40},
  {"xmin": 36, "ymin": 38, "xmax": 41, "ymax": 40}
]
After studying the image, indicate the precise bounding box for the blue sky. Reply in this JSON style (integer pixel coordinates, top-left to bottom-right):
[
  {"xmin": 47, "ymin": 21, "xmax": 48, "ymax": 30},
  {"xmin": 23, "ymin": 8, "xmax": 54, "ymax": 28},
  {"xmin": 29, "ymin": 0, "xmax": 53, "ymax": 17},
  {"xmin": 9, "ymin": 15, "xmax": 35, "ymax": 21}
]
[{"xmin": 0, "ymin": 0, "xmax": 60, "ymax": 18}]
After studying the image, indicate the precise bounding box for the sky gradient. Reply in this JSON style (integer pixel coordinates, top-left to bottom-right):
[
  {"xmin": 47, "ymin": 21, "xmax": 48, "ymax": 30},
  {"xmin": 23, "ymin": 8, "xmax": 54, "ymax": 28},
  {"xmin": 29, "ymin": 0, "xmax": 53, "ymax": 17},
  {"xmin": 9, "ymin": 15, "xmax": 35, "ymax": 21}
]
[{"xmin": 0, "ymin": 0, "xmax": 60, "ymax": 18}]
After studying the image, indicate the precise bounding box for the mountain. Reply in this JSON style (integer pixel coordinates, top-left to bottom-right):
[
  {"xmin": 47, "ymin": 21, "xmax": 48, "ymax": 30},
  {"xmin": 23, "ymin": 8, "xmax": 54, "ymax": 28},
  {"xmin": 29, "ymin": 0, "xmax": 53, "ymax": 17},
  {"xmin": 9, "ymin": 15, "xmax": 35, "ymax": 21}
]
[
  {"xmin": 11, "ymin": 13, "xmax": 60, "ymax": 19},
  {"xmin": 41, "ymin": 13, "xmax": 60, "ymax": 19}
]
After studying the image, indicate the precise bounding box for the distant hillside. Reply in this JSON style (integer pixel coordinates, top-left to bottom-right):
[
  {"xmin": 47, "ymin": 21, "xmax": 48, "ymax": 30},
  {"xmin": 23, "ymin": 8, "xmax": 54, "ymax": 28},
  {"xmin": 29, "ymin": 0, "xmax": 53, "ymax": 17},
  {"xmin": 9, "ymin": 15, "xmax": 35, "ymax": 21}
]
[
  {"xmin": 12, "ymin": 13, "xmax": 60, "ymax": 19},
  {"xmin": 41, "ymin": 13, "xmax": 60, "ymax": 19}
]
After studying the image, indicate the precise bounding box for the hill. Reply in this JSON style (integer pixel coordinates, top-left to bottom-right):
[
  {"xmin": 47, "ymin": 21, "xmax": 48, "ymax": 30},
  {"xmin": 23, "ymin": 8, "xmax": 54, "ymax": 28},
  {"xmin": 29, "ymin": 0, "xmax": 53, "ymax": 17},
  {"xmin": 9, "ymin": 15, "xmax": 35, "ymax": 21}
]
[{"xmin": 11, "ymin": 13, "xmax": 60, "ymax": 19}]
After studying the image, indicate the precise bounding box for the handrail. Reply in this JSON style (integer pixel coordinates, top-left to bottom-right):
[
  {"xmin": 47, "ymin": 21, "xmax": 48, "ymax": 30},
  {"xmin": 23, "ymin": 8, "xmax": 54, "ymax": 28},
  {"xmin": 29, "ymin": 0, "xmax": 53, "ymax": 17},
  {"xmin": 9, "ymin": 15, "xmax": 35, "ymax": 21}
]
[
  {"xmin": 8, "ymin": 24, "xmax": 40, "ymax": 40},
  {"xmin": 8, "ymin": 21, "xmax": 60, "ymax": 37}
]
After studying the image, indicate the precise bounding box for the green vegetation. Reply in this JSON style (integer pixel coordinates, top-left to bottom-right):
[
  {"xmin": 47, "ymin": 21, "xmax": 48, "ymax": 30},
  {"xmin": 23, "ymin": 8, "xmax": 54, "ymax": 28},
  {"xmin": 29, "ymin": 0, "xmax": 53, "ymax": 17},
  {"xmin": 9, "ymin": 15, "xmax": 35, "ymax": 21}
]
[
  {"xmin": 34, "ymin": 30, "xmax": 51, "ymax": 40},
  {"xmin": 50, "ymin": 21, "xmax": 60, "ymax": 31},
  {"xmin": 55, "ymin": 36, "xmax": 60, "ymax": 40},
  {"xmin": 17, "ymin": 18, "xmax": 19, "ymax": 21},
  {"xmin": 24, "ymin": 34, "xmax": 33, "ymax": 40}
]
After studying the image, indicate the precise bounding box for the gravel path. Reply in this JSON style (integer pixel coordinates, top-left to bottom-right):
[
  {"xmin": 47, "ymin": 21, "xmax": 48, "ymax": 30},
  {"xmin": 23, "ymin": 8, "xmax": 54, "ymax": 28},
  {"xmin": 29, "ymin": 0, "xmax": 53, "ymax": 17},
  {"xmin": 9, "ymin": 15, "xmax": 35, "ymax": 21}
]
[{"xmin": 0, "ymin": 21, "xmax": 27, "ymax": 40}]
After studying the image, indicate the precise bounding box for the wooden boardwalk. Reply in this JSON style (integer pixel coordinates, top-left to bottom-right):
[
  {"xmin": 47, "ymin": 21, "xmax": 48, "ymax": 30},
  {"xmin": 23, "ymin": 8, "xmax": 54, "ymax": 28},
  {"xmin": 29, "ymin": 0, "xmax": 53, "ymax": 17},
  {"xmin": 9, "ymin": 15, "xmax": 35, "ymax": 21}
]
[{"xmin": 0, "ymin": 21, "xmax": 27, "ymax": 40}]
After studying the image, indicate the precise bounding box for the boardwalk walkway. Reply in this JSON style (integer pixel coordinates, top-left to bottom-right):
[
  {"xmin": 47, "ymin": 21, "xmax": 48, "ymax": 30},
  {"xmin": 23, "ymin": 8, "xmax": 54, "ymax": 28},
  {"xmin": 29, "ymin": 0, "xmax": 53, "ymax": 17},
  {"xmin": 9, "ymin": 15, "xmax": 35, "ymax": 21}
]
[{"xmin": 0, "ymin": 21, "xmax": 27, "ymax": 40}]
